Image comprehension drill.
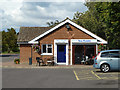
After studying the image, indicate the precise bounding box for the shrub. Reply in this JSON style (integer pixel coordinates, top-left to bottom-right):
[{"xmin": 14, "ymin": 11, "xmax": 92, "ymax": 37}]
[
  {"xmin": 32, "ymin": 44, "xmax": 40, "ymax": 52},
  {"xmin": 14, "ymin": 59, "xmax": 20, "ymax": 64}
]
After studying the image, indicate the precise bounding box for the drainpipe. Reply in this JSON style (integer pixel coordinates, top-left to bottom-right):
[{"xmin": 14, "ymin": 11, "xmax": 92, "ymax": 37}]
[{"xmin": 31, "ymin": 45, "xmax": 32, "ymax": 59}]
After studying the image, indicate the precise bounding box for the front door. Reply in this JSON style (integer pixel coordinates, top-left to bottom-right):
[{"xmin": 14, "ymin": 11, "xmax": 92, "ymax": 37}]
[{"xmin": 57, "ymin": 45, "xmax": 66, "ymax": 63}]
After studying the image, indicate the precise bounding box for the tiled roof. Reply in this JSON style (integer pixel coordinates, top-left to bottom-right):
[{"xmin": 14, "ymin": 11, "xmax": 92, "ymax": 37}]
[{"xmin": 17, "ymin": 27, "xmax": 51, "ymax": 42}]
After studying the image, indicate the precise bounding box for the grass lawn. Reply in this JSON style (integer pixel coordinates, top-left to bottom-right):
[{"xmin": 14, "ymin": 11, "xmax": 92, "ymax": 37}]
[{"xmin": 2, "ymin": 51, "xmax": 20, "ymax": 54}]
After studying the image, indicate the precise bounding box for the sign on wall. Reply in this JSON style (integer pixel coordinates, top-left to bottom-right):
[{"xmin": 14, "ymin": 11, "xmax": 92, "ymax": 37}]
[
  {"xmin": 71, "ymin": 39, "xmax": 97, "ymax": 43},
  {"xmin": 54, "ymin": 39, "xmax": 68, "ymax": 43}
]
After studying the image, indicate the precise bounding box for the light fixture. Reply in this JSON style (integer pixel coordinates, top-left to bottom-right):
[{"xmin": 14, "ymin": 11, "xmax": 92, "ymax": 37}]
[{"xmin": 66, "ymin": 24, "xmax": 70, "ymax": 29}]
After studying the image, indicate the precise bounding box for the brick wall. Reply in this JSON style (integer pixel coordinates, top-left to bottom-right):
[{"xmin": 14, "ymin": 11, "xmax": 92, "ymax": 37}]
[
  {"xmin": 20, "ymin": 44, "xmax": 31, "ymax": 63},
  {"xmin": 20, "ymin": 24, "xmax": 95, "ymax": 64},
  {"xmin": 39, "ymin": 24, "xmax": 94, "ymax": 64}
]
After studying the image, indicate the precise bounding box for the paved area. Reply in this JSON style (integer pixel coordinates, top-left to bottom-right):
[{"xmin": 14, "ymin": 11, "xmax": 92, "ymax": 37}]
[
  {"xmin": 73, "ymin": 69, "xmax": 119, "ymax": 80},
  {"xmin": 1, "ymin": 55, "xmax": 120, "ymax": 88},
  {"xmin": 2, "ymin": 68, "xmax": 119, "ymax": 88},
  {"xmin": 0, "ymin": 54, "xmax": 19, "ymax": 62},
  {"xmin": 1, "ymin": 58, "xmax": 94, "ymax": 69}
]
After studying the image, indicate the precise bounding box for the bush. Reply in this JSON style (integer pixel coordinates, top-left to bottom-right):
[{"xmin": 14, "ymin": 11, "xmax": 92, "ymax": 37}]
[{"xmin": 14, "ymin": 59, "xmax": 20, "ymax": 64}]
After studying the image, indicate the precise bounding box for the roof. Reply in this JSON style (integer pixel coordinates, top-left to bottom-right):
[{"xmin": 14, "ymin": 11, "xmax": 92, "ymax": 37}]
[
  {"xmin": 17, "ymin": 27, "xmax": 51, "ymax": 43},
  {"xmin": 28, "ymin": 18, "xmax": 107, "ymax": 44}
]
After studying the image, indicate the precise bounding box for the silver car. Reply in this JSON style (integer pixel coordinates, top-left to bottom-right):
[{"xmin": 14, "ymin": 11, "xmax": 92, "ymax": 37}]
[{"xmin": 93, "ymin": 49, "xmax": 120, "ymax": 72}]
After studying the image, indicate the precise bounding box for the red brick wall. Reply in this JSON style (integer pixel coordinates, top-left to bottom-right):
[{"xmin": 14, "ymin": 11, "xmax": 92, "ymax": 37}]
[
  {"xmin": 20, "ymin": 24, "xmax": 95, "ymax": 64},
  {"xmin": 20, "ymin": 44, "xmax": 31, "ymax": 63},
  {"xmin": 39, "ymin": 24, "xmax": 94, "ymax": 64},
  {"xmin": 20, "ymin": 44, "xmax": 41, "ymax": 64}
]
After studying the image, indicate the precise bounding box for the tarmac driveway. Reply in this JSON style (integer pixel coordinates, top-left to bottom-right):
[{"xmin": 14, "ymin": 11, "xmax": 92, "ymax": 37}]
[
  {"xmin": 2, "ymin": 68, "xmax": 119, "ymax": 88},
  {"xmin": 1, "ymin": 55, "xmax": 119, "ymax": 89},
  {"xmin": 0, "ymin": 54, "xmax": 19, "ymax": 62}
]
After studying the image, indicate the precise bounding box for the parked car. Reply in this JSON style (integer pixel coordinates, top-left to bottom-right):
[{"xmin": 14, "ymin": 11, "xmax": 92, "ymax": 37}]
[{"xmin": 93, "ymin": 49, "xmax": 120, "ymax": 72}]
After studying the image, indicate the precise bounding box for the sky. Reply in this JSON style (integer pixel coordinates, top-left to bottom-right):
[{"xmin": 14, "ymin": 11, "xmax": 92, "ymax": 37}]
[{"xmin": 0, "ymin": 0, "xmax": 88, "ymax": 32}]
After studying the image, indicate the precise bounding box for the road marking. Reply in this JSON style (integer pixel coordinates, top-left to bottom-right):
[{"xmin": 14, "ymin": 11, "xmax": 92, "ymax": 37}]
[
  {"xmin": 73, "ymin": 70, "xmax": 79, "ymax": 80},
  {"xmin": 91, "ymin": 71, "xmax": 101, "ymax": 80}
]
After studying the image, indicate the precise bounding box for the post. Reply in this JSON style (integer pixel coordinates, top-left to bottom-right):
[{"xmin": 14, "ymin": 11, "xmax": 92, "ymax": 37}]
[
  {"xmin": 31, "ymin": 45, "xmax": 32, "ymax": 59},
  {"xmin": 96, "ymin": 44, "xmax": 98, "ymax": 55}
]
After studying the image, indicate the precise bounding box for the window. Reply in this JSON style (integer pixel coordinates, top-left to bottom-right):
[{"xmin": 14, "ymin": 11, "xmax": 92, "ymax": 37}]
[
  {"xmin": 58, "ymin": 45, "xmax": 64, "ymax": 52},
  {"xmin": 43, "ymin": 45, "xmax": 46, "ymax": 53},
  {"xmin": 101, "ymin": 52, "xmax": 110, "ymax": 57},
  {"xmin": 109, "ymin": 51, "xmax": 119, "ymax": 58},
  {"xmin": 101, "ymin": 51, "xmax": 120, "ymax": 58},
  {"xmin": 42, "ymin": 44, "xmax": 52, "ymax": 55},
  {"xmin": 48, "ymin": 44, "xmax": 52, "ymax": 53}
]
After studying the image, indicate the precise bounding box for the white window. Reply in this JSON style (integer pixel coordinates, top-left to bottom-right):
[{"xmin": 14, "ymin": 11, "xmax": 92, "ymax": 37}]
[{"xmin": 41, "ymin": 44, "xmax": 53, "ymax": 55}]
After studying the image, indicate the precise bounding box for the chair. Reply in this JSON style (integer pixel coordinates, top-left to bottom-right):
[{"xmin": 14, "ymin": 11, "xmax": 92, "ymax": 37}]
[
  {"xmin": 81, "ymin": 59, "xmax": 86, "ymax": 64},
  {"xmin": 36, "ymin": 57, "xmax": 43, "ymax": 66},
  {"xmin": 47, "ymin": 57, "xmax": 55, "ymax": 66},
  {"xmin": 85, "ymin": 56, "xmax": 89, "ymax": 65},
  {"xmin": 81, "ymin": 56, "xmax": 86, "ymax": 64}
]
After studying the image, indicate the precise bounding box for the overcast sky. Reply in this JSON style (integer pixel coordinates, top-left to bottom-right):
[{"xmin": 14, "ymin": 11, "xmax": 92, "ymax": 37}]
[{"xmin": 0, "ymin": 0, "xmax": 88, "ymax": 32}]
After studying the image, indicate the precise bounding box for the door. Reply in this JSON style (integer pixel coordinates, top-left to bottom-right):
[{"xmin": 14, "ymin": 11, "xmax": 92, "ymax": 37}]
[
  {"xmin": 75, "ymin": 45, "xmax": 83, "ymax": 64},
  {"xmin": 57, "ymin": 45, "xmax": 66, "ymax": 63},
  {"xmin": 100, "ymin": 51, "xmax": 119, "ymax": 70},
  {"xmin": 109, "ymin": 51, "xmax": 119, "ymax": 70}
]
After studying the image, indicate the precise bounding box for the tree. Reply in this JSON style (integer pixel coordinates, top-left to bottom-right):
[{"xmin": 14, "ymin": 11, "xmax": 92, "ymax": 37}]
[
  {"xmin": 46, "ymin": 20, "xmax": 59, "ymax": 27},
  {"xmin": 2, "ymin": 28, "xmax": 19, "ymax": 53},
  {"xmin": 94, "ymin": 2, "xmax": 120, "ymax": 49},
  {"xmin": 2, "ymin": 31, "xmax": 9, "ymax": 52},
  {"xmin": 73, "ymin": 2, "xmax": 120, "ymax": 49}
]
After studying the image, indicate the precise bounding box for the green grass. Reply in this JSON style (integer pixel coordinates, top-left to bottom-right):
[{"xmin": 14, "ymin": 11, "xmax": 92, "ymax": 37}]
[{"xmin": 2, "ymin": 51, "xmax": 20, "ymax": 54}]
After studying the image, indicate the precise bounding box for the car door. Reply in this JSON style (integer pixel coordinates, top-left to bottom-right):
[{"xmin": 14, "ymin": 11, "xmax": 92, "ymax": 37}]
[
  {"xmin": 109, "ymin": 51, "xmax": 119, "ymax": 70},
  {"xmin": 100, "ymin": 51, "xmax": 110, "ymax": 64}
]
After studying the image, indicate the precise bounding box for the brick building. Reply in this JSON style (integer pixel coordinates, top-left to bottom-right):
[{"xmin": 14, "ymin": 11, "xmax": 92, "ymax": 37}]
[{"xmin": 17, "ymin": 18, "xmax": 107, "ymax": 65}]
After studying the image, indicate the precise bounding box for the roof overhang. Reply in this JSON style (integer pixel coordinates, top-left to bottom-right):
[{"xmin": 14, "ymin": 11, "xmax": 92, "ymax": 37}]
[
  {"xmin": 17, "ymin": 41, "xmax": 38, "ymax": 44},
  {"xmin": 28, "ymin": 19, "xmax": 107, "ymax": 44}
]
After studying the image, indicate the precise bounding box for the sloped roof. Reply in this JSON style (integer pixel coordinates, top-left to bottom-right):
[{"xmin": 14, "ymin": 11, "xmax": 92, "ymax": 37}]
[
  {"xmin": 17, "ymin": 27, "xmax": 51, "ymax": 42},
  {"xmin": 28, "ymin": 18, "xmax": 107, "ymax": 44}
]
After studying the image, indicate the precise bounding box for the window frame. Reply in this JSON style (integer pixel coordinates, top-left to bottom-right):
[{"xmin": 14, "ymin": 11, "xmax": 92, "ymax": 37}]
[
  {"xmin": 109, "ymin": 51, "xmax": 119, "ymax": 58},
  {"xmin": 100, "ymin": 52, "xmax": 110, "ymax": 58},
  {"xmin": 100, "ymin": 51, "xmax": 120, "ymax": 58},
  {"xmin": 41, "ymin": 44, "xmax": 53, "ymax": 55}
]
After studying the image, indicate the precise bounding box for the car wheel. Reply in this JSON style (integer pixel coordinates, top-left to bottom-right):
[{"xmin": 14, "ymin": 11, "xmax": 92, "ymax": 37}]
[{"xmin": 100, "ymin": 64, "xmax": 110, "ymax": 73}]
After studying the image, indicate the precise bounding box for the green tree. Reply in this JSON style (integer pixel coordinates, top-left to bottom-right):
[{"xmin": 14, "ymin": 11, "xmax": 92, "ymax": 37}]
[
  {"xmin": 2, "ymin": 28, "xmax": 19, "ymax": 53},
  {"xmin": 73, "ymin": 2, "xmax": 120, "ymax": 49},
  {"xmin": 46, "ymin": 20, "xmax": 59, "ymax": 27},
  {"xmin": 2, "ymin": 31, "xmax": 9, "ymax": 52},
  {"xmin": 94, "ymin": 2, "xmax": 120, "ymax": 49}
]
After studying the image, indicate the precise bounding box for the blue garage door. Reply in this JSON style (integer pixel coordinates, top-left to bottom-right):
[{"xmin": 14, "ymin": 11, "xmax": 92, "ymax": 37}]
[{"xmin": 57, "ymin": 45, "xmax": 66, "ymax": 63}]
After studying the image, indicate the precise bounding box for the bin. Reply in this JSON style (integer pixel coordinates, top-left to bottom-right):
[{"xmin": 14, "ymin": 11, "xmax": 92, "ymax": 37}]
[{"xmin": 29, "ymin": 57, "xmax": 32, "ymax": 65}]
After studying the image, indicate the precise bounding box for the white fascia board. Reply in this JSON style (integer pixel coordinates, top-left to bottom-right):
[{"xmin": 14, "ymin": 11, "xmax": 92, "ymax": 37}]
[
  {"xmin": 67, "ymin": 20, "xmax": 107, "ymax": 43},
  {"xmin": 97, "ymin": 41, "xmax": 107, "ymax": 44},
  {"xmin": 28, "ymin": 20, "xmax": 68, "ymax": 44},
  {"xmin": 29, "ymin": 41, "xmax": 38, "ymax": 44},
  {"xmin": 28, "ymin": 19, "xmax": 107, "ymax": 44}
]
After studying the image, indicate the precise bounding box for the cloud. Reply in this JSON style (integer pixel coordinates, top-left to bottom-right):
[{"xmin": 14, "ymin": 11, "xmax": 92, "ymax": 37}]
[{"xmin": 0, "ymin": 1, "xmax": 88, "ymax": 32}]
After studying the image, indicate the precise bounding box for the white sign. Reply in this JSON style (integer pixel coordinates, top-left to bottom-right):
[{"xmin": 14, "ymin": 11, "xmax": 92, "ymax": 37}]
[
  {"xmin": 54, "ymin": 39, "xmax": 68, "ymax": 43},
  {"xmin": 71, "ymin": 39, "xmax": 97, "ymax": 43}
]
